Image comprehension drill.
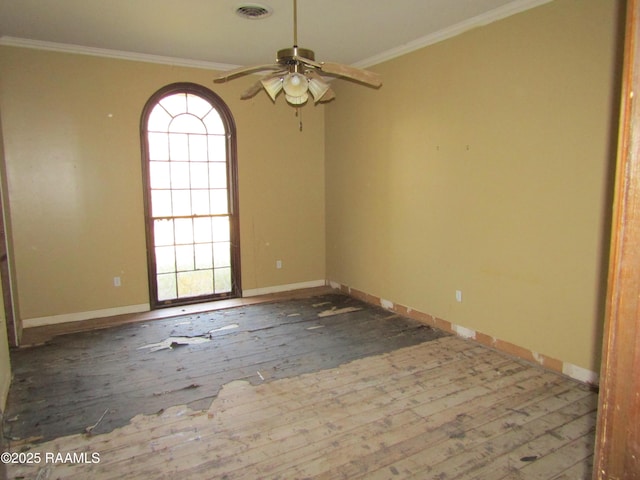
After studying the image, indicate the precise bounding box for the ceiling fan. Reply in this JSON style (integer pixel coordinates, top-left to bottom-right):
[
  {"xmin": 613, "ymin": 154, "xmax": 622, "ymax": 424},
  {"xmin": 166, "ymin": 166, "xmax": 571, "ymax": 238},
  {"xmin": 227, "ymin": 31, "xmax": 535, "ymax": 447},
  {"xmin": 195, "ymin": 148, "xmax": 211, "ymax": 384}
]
[{"xmin": 213, "ymin": 0, "xmax": 383, "ymax": 106}]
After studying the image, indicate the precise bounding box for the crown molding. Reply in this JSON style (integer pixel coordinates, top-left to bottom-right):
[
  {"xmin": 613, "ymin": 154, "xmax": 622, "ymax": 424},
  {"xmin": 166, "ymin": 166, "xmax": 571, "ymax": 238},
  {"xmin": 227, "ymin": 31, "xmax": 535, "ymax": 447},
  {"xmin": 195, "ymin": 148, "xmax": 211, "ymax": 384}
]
[
  {"xmin": 353, "ymin": 0, "xmax": 555, "ymax": 69},
  {"xmin": 0, "ymin": 36, "xmax": 241, "ymax": 71}
]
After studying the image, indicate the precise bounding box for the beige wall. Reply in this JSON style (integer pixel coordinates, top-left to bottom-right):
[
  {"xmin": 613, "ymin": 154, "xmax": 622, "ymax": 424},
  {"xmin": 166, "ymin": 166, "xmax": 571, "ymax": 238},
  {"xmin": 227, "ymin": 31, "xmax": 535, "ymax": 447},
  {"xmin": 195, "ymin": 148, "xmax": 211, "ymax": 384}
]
[
  {"xmin": 325, "ymin": 0, "xmax": 622, "ymax": 372},
  {"xmin": 0, "ymin": 47, "xmax": 325, "ymax": 324}
]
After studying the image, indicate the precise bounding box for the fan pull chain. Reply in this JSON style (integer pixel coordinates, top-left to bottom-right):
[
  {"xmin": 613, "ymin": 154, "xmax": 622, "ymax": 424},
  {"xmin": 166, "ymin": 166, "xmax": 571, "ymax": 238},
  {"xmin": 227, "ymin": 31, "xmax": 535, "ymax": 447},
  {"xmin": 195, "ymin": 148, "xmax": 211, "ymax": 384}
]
[{"xmin": 296, "ymin": 106, "xmax": 303, "ymax": 132}]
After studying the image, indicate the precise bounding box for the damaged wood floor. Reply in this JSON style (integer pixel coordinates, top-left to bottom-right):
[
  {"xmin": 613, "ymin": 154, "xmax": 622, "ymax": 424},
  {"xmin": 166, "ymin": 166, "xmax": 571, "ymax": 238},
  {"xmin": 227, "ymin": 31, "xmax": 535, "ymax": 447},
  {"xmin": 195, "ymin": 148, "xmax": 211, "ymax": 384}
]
[
  {"xmin": 4, "ymin": 293, "xmax": 446, "ymax": 443},
  {"xmin": 5, "ymin": 336, "xmax": 597, "ymax": 479},
  {"xmin": 3, "ymin": 292, "xmax": 598, "ymax": 479}
]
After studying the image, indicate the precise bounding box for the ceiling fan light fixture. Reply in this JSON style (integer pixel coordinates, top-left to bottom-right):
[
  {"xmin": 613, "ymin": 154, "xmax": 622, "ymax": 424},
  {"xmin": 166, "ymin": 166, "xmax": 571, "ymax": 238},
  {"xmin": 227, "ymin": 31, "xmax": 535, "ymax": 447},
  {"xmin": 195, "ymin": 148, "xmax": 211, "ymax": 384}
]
[
  {"xmin": 285, "ymin": 92, "xmax": 309, "ymax": 105},
  {"xmin": 214, "ymin": 0, "xmax": 382, "ymax": 117},
  {"xmin": 308, "ymin": 76, "xmax": 330, "ymax": 102},
  {"xmin": 282, "ymin": 72, "xmax": 308, "ymax": 97},
  {"xmin": 261, "ymin": 76, "xmax": 283, "ymax": 101}
]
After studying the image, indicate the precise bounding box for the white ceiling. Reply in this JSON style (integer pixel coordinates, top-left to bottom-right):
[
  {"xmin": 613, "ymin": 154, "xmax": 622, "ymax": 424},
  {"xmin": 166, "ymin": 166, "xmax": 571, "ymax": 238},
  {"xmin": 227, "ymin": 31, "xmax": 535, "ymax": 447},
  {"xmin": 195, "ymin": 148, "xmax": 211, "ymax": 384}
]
[{"xmin": 0, "ymin": 0, "xmax": 552, "ymax": 70}]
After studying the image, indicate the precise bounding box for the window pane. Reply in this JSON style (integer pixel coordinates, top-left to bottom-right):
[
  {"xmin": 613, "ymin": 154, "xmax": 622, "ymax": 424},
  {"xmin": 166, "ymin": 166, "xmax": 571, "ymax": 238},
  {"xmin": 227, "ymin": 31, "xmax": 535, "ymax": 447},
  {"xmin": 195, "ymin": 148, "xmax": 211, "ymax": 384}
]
[
  {"xmin": 147, "ymin": 106, "xmax": 171, "ymax": 132},
  {"xmin": 210, "ymin": 189, "xmax": 228, "ymax": 214},
  {"xmin": 154, "ymin": 219, "xmax": 174, "ymax": 246},
  {"xmin": 170, "ymin": 114, "xmax": 206, "ymax": 134},
  {"xmin": 209, "ymin": 162, "xmax": 227, "ymax": 188},
  {"xmin": 160, "ymin": 93, "xmax": 187, "ymax": 117},
  {"xmin": 171, "ymin": 190, "xmax": 191, "ymax": 216},
  {"xmin": 211, "ymin": 216, "xmax": 230, "ymax": 242},
  {"xmin": 174, "ymin": 218, "xmax": 193, "ymax": 244},
  {"xmin": 187, "ymin": 94, "xmax": 213, "ymax": 118},
  {"xmin": 214, "ymin": 267, "xmax": 232, "ymax": 293},
  {"xmin": 149, "ymin": 161, "xmax": 170, "ymax": 189},
  {"xmin": 191, "ymin": 190, "xmax": 210, "ymax": 216},
  {"xmin": 208, "ymin": 135, "xmax": 226, "ymax": 162},
  {"xmin": 203, "ymin": 111, "xmax": 225, "ymax": 134},
  {"xmin": 178, "ymin": 270, "xmax": 213, "ymax": 297},
  {"xmin": 175, "ymin": 244, "xmax": 194, "ymax": 271},
  {"xmin": 151, "ymin": 190, "xmax": 172, "ymax": 217},
  {"xmin": 155, "ymin": 246, "xmax": 176, "ymax": 273},
  {"xmin": 169, "ymin": 133, "xmax": 189, "ymax": 160},
  {"xmin": 213, "ymin": 242, "xmax": 231, "ymax": 268},
  {"xmin": 195, "ymin": 243, "xmax": 213, "ymax": 269},
  {"xmin": 189, "ymin": 135, "xmax": 208, "ymax": 161},
  {"xmin": 170, "ymin": 162, "xmax": 190, "ymax": 189},
  {"xmin": 190, "ymin": 162, "xmax": 209, "ymax": 189},
  {"xmin": 148, "ymin": 132, "xmax": 169, "ymax": 160},
  {"xmin": 193, "ymin": 217, "xmax": 212, "ymax": 243},
  {"xmin": 157, "ymin": 273, "xmax": 177, "ymax": 301}
]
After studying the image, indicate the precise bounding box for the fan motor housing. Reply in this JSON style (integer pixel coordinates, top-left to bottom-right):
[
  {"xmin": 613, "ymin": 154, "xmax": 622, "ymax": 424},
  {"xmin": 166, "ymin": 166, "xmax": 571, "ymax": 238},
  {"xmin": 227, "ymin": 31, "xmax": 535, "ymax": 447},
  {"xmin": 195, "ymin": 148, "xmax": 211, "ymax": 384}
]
[{"xmin": 277, "ymin": 47, "xmax": 315, "ymax": 65}]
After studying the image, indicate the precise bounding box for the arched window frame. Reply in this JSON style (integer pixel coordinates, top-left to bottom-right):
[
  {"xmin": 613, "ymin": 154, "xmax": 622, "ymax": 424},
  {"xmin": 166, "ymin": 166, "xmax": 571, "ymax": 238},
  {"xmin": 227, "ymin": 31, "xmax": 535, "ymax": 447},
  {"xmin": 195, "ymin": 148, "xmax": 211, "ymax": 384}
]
[{"xmin": 140, "ymin": 82, "xmax": 241, "ymax": 308}]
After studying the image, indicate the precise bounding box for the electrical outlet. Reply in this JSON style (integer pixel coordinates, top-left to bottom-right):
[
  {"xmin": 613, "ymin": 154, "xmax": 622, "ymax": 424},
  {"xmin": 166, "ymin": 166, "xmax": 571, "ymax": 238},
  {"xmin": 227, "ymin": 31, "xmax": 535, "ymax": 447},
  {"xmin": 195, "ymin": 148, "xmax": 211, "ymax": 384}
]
[
  {"xmin": 114, "ymin": 276, "xmax": 122, "ymax": 287},
  {"xmin": 276, "ymin": 260, "xmax": 282, "ymax": 269},
  {"xmin": 455, "ymin": 290, "xmax": 462, "ymax": 302}
]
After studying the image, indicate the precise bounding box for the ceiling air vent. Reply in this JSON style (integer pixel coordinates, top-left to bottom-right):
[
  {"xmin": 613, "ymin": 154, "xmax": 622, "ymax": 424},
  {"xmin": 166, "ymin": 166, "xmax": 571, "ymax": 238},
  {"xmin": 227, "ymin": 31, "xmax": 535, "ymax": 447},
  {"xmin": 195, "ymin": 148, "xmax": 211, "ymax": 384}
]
[{"xmin": 235, "ymin": 4, "xmax": 273, "ymax": 20}]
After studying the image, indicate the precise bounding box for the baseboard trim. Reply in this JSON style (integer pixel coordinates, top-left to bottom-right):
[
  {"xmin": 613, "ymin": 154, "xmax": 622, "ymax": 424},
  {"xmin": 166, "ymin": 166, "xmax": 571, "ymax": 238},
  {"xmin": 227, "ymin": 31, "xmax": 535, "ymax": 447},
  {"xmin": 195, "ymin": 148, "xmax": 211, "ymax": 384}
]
[
  {"xmin": 243, "ymin": 280, "xmax": 326, "ymax": 298},
  {"xmin": 329, "ymin": 281, "xmax": 599, "ymax": 386},
  {"xmin": 21, "ymin": 281, "xmax": 327, "ymax": 329},
  {"xmin": 20, "ymin": 280, "xmax": 598, "ymax": 385},
  {"xmin": 23, "ymin": 304, "xmax": 150, "ymax": 329}
]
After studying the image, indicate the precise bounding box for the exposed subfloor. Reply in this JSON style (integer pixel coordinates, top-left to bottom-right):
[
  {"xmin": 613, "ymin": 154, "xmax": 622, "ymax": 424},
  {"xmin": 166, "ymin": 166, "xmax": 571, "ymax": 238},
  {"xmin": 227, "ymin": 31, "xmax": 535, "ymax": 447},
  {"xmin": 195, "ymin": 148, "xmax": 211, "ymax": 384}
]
[
  {"xmin": 3, "ymin": 293, "xmax": 597, "ymax": 479},
  {"xmin": 4, "ymin": 293, "xmax": 445, "ymax": 443}
]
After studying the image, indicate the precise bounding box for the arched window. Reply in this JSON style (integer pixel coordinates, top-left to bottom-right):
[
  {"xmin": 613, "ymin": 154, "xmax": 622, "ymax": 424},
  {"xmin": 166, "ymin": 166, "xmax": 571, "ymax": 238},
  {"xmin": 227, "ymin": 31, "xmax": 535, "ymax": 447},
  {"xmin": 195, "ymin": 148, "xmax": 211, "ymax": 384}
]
[{"xmin": 141, "ymin": 83, "xmax": 241, "ymax": 308}]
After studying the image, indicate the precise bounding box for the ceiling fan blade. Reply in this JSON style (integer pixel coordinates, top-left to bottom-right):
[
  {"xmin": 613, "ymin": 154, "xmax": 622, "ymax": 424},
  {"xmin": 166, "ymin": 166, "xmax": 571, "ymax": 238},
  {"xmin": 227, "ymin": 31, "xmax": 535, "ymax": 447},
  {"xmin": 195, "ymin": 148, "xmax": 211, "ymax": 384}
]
[
  {"xmin": 295, "ymin": 55, "xmax": 322, "ymax": 69},
  {"xmin": 240, "ymin": 80, "xmax": 265, "ymax": 100},
  {"xmin": 214, "ymin": 64, "xmax": 282, "ymax": 82},
  {"xmin": 319, "ymin": 62, "xmax": 382, "ymax": 88}
]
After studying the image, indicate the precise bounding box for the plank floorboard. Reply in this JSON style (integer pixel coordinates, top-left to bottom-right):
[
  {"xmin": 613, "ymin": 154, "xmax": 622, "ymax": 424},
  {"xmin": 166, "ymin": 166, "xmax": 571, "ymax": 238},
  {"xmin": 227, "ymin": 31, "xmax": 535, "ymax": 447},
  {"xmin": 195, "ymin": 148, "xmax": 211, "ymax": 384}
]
[
  {"xmin": 3, "ymin": 294, "xmax": 597, "ymax": 479},
  {"xmin": 410, "ymin": 395, "xmax": 595, "ymax": 479},
  {"xmin": 549, "ymin": 455, "xmax": 594, "ymax": 480},
  {"xmin": 5, "ymin": 293, "xmax": 446, "ymax": 442},
  {"xmin": 320, "ymin": 374, "xmax": 570, "ymax": 480}
]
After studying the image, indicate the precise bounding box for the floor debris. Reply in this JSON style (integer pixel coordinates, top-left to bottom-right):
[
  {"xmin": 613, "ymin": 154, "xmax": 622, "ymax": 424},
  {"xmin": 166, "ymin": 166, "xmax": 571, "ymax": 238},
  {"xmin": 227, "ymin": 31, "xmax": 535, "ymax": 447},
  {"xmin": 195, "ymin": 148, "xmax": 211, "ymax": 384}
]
[
  {"xmin": 317, "ymin": 306, "xmax": 362, "ymax": 317},
  {"xmin": 138, "ymin": 336, "xmax": 211, "ymax": 352},
  {"xmin": 153, "ymin": 384, "xmax": 201, "ymax": 396},
  {"xmin": 520, "ymin": 455, "xmax": 539, "ymax": 462},
  {"xmin": 312, "ymin": 301, "xmax": 332, "ymax": 307},
  {"xmin": 85, "ymin": 408, "xmax": 110, "ymax": 435},
  {"xmin": 208, "ymin": 324, "xmax": 239, "ymax": 334}
]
